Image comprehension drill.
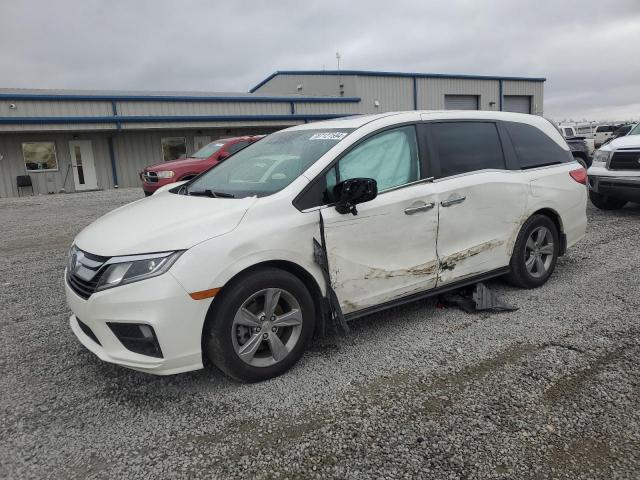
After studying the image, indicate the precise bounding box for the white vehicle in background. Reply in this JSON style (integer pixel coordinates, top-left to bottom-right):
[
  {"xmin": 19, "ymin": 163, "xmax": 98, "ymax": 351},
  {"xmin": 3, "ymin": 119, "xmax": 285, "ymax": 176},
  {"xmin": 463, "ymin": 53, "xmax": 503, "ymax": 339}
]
[
  {"xmin": 588, "ymin": 123, "xmax": 640, "ymax": 209},
  {"xmin": 65, "ymin": 111, "xmax": 587, "ymax": 382},
  {"xmin": 593, "ymin": 124, "xmax": 617, "ymax": 148}
]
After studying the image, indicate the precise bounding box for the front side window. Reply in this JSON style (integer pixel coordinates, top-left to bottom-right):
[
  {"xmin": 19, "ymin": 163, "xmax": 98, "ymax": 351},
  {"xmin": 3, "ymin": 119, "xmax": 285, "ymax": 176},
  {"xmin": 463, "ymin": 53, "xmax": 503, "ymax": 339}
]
[
  {"xmin": 161, "ymin": 137, "xmax": 187, "ymax": 161},
  {"xmin": 191, "ymin": 141, "xmax": 226, "ymax": 159},
  {"xmin": 22, "ymin": 142, "xmax": 58, "ymax": 171},
  {"xmin": 330, "ymin": 125, "xmax": 420, "ymax": 195},
  {"xmin": 185, "ymin": 128, "xmax": 354, "ymax": 198},
  {"xmin": 429, "ymin": 122, "xmax": 505, "ymax": 178},
  {"xmin": 505, "ymin": 122, "xmax": 571, "ymax": 169}
]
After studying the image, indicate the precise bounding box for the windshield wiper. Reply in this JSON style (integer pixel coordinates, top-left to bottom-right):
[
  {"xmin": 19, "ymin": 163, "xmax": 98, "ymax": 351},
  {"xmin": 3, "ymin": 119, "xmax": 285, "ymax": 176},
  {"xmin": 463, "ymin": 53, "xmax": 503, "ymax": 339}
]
[{"xmin": 187, "ymin": 189, "xmax": 235, "ymax": 198}]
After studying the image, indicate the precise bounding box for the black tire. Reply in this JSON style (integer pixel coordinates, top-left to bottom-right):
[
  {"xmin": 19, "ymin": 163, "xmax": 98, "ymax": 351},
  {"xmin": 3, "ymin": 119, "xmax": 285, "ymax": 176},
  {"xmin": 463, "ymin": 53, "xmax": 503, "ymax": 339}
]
[
  {"xmin": 203, "ymin": 267, "xmax": 316, "ymax": 383},
  {"xmin": 572, "ymin": 154, "xmax": 589, "ymax": 169},
  {"xmin": 506, "ymin": 214, "xmax": 560, "ymax": 289},
  {"xmin": 143, "ymin": 190, "xmax": 152, "ymax": 197},
  {"xmin": 589, "ymin": 190, "xmax": 627, "ymax": 210}
]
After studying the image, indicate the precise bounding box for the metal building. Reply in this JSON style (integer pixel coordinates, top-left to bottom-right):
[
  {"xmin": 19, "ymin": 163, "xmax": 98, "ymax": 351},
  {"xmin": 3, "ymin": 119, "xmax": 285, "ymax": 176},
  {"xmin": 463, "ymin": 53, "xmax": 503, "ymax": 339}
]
[{"xmin": 0, "ymin": 70, "xmax": 544, "ymax": 198}]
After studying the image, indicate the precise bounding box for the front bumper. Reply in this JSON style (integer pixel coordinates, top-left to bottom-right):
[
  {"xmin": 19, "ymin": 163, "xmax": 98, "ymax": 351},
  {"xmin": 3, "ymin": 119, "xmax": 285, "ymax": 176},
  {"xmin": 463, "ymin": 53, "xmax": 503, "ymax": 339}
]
[
  {"xmin": 66, "ymin": 270, "xmax": 213, "ymax": 375},
  {"xmin": 588, "ymin": 165, "xmax": 640, "ymax": 203}
]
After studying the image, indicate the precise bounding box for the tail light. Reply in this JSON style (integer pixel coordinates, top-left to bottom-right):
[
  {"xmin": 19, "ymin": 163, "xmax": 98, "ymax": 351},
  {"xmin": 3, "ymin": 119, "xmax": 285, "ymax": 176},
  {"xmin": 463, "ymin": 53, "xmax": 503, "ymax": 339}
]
[{"xmin": 569, "ymin": 167, "xmax": 587, "ymax": 185}]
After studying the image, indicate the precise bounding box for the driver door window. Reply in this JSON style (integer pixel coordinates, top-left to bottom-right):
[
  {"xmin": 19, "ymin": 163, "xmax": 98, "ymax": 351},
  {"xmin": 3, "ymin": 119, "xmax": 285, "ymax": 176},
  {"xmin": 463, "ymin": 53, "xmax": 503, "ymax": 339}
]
[{"xmin": 326, "ymin": 125, "xmax": 420, "ymax": 201}]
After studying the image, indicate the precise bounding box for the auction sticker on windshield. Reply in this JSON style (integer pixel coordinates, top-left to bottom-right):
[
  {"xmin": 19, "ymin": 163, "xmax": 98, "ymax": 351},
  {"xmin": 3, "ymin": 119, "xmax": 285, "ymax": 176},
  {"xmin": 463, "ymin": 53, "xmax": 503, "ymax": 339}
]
[{"xmin": 309, "ymin": 132, "xmax": 349, "ymax": 140}]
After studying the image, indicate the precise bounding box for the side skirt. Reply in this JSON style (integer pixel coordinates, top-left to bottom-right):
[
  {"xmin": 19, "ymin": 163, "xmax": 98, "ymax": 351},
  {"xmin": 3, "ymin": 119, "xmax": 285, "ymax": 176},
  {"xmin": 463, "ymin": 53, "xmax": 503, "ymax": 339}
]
[{"xmin": 344, "ymin": 267, "xmax": 511, "ymax": 321}]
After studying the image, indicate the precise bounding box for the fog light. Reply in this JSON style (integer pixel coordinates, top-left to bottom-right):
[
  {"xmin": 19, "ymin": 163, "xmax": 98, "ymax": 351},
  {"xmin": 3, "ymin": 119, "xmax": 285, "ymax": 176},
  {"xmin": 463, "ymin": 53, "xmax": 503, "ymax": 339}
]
[{"xmin": 107, "ymin": 323, "xmax": 163, "ymax": 358}]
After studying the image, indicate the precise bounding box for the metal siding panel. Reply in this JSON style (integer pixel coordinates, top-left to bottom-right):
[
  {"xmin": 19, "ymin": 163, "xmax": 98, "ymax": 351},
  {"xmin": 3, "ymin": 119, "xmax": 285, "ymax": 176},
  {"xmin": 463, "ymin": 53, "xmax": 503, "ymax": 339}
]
[
  {"xmin": 1, "ymin": 100, "xmax": 112, "ymax": 117},
  {"xmin": 115, "ymin": 101, "xmax": 290, "ymax": 116},
  {"xmin": 251, "ymin": 74, "xmax": 357, "ymax": 96},
  {"xmin": 292, "ymin": 102, "xmax": 356, "ymax": 115},
  {"xmin": 354, "ymin": 76, "xmax": 414, "ymax": 113}
]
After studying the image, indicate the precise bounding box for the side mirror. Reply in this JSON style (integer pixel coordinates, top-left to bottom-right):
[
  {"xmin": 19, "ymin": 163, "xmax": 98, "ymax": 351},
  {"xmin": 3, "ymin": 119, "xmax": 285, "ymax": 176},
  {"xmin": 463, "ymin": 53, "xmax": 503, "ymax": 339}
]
[
  {"xmin": 218, "ymin": 151, "xmax": 230, "ymax": 161},
  {"xmin": 333, "ymin": 178, "xmax": 377, "ymax": 215}
]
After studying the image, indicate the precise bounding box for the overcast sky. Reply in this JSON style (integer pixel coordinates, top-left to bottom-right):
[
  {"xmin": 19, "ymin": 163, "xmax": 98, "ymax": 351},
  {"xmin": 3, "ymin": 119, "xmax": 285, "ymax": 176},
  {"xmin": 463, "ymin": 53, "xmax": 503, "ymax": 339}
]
[{"xmin": 1, "ymin": 0, "xmax": 639, "ymax": 121}]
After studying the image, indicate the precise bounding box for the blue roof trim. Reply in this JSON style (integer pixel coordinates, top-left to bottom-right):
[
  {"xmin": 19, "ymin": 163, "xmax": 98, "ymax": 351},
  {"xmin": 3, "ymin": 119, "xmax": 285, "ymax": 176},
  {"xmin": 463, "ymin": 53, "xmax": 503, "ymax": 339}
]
[
  {"xmin": 249, "ymin": 72, "xmax": 279, "ymax": 92},
  {"xmin": 0, "ymin": 92, "xmax": 360, "ymax": 103},
  {"xmin": 250, "ymin": 70, "xmax": 546, "ymax": 91},
  {"xmin": 0, "ymin": 114, "xmax": 356, "ymax": 125}
]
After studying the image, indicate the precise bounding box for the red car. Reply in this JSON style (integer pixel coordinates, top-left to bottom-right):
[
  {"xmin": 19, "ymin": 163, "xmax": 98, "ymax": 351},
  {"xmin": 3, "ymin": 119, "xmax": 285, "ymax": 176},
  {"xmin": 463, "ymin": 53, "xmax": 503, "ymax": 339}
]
[{"xmin": 140, "ymin": 135, "xmax": 263, "ymax": 195}]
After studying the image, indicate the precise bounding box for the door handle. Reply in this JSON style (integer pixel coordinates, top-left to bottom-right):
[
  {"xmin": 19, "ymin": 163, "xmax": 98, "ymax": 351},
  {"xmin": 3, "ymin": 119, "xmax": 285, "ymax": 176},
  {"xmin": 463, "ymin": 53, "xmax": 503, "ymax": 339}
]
[
  {"xmin": 441, "ymin": 195, "xmax": 466, "ymax": 207},
  {"xmin": 404, "ymin": 202, "xmax": 435, "ymax": 215}
]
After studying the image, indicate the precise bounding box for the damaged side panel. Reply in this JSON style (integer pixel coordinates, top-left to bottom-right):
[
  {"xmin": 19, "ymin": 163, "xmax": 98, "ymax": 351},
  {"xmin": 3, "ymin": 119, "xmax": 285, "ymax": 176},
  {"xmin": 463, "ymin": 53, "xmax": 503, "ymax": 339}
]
[
  {"xmin": 322, "ymin": 183, "xmax": 440, "ymax": 314},
  {"xmin": 433, "ymin": 172, "xmax": 529, "ymax": 285}
]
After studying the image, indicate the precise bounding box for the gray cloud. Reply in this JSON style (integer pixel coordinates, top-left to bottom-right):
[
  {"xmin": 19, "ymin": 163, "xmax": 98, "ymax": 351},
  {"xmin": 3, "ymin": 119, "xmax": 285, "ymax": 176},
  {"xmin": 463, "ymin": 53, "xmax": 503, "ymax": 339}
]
[{"xmin": 1, "ymin": 0, "xmax": 639, "ymax": 121}]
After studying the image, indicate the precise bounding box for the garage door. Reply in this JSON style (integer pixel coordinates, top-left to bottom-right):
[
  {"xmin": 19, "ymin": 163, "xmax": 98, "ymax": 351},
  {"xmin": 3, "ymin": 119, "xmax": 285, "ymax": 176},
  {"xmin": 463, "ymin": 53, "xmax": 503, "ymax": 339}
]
[
  {"xmin": 444, "ymin": 95, "xmax": 479, "ymax": 110},
  {"xmin": 503, "ymin": 95, "xmax": 531, "ymax": 114}
]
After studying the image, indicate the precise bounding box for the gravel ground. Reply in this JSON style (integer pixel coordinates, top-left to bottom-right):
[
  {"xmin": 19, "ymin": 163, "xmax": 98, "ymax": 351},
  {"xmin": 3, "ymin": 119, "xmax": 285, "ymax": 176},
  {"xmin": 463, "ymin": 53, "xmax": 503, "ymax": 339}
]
[{"xmin": 1, "ymin": 188, "xmax": 639, "ymax": 480}]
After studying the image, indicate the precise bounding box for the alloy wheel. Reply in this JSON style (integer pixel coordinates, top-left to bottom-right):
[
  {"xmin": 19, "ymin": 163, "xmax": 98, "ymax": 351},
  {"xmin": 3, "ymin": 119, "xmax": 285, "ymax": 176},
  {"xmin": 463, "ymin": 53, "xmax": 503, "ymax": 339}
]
[
  {"xmin": 524, "ymin": 226, "xmax": 554, "ymax": 278},
  {"xmin": 231, "ymin": 288, "xmax": 303, "ymax": 368}
]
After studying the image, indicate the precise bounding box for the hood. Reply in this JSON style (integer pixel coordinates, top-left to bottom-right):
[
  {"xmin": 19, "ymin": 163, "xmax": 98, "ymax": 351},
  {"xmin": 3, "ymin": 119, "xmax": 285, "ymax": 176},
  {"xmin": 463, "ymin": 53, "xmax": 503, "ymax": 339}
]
[
  {"xmin": 602, "ymin": 134, "xmax": 640, "ymax": 151},
  {"xmin": 74, "ymin": 191, "xmax": 257, "ymax": 256},
  {"xmin": 144, "ymin": 156, "xmax": 210, "ymax": 171}
]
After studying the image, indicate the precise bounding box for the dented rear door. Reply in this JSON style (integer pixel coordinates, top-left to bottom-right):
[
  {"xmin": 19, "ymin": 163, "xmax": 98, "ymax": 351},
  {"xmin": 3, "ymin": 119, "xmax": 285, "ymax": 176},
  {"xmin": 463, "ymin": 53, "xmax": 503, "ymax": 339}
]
[
  {"xmin": 422, "ymin": 120, "xmax": 528, "ymax": 285},
  {"xmin": 432, "ymin": 172, "xmax": 527, "ymax": 284}
]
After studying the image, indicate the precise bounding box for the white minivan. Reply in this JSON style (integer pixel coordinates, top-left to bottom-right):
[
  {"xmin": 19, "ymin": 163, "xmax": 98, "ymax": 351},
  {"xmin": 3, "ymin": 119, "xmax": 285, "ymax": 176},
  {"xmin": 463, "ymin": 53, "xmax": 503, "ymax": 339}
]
[{"xmin": 66, "ymin": 111, "xmax": 587, "ymax": 382}]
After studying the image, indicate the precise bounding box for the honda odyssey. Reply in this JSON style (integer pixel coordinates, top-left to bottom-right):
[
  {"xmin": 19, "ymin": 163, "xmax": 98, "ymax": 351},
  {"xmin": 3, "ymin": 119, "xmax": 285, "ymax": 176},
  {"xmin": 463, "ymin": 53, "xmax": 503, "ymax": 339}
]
[{"xmin": 66, "ymin": 111, "xmax": 587, "ymax": 382}]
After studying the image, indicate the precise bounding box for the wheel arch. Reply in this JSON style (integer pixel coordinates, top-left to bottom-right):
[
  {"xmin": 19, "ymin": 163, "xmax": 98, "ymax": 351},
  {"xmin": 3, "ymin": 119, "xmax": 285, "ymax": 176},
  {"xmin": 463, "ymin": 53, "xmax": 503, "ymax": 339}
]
[
  {"xmin": 530, "ymin": 207, "xmax": 566, "ymax": 256},
  {"xmin": 201, "ymin": 260, "xmax": 326, "ymax": 354}
]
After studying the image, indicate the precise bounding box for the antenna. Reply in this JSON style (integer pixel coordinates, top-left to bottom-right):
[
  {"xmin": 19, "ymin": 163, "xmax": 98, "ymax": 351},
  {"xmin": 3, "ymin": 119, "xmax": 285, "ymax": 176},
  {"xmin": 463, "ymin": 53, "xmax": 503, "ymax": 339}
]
[{"xmin": 336, "ymin": 51, "xmax": 344, "ymax": 96}]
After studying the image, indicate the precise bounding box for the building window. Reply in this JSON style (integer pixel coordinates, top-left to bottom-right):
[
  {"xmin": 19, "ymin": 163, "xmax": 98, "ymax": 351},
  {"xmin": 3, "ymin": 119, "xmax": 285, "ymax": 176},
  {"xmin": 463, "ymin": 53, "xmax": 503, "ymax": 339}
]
[
  {"xmin": 22, "ymin": 142, "xmax": 58, "ymax": 172},
  {"xmin": 161, "ymin": 137, "xmax": 187, "ymax": 161}
]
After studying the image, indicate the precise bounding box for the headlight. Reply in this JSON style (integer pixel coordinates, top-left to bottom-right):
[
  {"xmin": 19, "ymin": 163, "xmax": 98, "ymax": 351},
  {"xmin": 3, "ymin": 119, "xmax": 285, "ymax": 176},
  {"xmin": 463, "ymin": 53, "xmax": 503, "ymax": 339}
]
[
  {"xmin": 67, "ymin": 244, "xmax": 79, "ymax": 272},
  {"xmin": 96, "ymin": 251, "xmax": 183, "ymax": 291},
  {"xmin": 592, "ymin": 150, "xmax": 612, "ymax": 164},
  {"xmin": 156, "ymin": 171, "xmax": 175, "ymax": 179}
]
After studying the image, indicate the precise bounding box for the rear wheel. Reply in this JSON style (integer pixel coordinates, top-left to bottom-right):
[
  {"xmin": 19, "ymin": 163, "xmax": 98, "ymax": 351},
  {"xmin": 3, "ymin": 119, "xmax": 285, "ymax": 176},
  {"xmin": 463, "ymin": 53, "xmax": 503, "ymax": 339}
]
[
  {"xmin": 506, "ymin": 215, "xmax": 559, "ymax": 289},
  {"xmin": 589, "ymin": 191, "xmax": 627, "ymax": 210},
  {"xmin": 572, "ymin": 154, "xmax": 588, "ymax": 169},
  {"xmin": 204, "ymin": 268, "xmax": 315, "ymax": 382}
]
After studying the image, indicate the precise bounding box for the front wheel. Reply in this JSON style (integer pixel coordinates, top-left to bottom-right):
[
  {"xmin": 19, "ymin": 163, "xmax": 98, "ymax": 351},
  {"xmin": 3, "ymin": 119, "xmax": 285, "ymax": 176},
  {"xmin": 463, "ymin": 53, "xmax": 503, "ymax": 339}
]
[
  {"xmin": 203, "ymin": 268, "xmax": 316, "ymax": 382},
  {"xmin": 589, "ymin": 191, "xmax": 627, "ymax": 210},
  {"xmin": 506, "ymin": 215, "xmax": 559, "ymax": 289}
]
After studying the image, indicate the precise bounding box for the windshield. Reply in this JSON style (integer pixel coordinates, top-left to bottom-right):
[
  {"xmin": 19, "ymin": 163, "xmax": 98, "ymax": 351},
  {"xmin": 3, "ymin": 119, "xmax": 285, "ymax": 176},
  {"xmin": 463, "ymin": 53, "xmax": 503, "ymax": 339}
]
[
  {"xmin": 191, "ymin": 141, "xmax": 227, "ymax": 159},
  {"xmin": 184, "ymin": 128, "xmax": 354, "ymax": 198},
  {"xmin": 629, "ymin": 124, "xmax": 640, "ymax": 136}
]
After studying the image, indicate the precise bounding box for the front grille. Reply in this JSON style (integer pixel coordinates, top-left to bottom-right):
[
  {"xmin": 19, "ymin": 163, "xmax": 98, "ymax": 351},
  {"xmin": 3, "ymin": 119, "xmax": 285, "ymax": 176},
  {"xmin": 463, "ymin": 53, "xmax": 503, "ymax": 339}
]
[
  {"xmin": 142, "ymin": 171, "xmax": 158, "ymax": 183},
  {"xmin": 67, "ymin": 249, "xmax": 110, "ymax": 299},
  {"xmin": 77, "ymin": 318, "xmax": 101, "ymax": 345},
  {"xmin": 609, "ymin": 150, "xmax": 640, "ymax": 170}
]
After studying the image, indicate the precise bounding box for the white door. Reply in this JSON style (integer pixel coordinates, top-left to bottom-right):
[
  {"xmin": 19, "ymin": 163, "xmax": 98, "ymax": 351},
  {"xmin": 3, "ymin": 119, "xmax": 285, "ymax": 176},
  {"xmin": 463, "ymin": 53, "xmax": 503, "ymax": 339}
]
[
  {"xmin": 321, "ymin": 125, "xmax": 439, "ymax": 314},
  {"xmin": 68, "ymin": 140, "xmax": 98, "ymax": 191},
  {"xmin": 193, "ymin": 135, "xmax": 211, "ymax": 152},
  {"xmin": 423, "ymin": 120, "xmax": 527, "ymax": 285}
]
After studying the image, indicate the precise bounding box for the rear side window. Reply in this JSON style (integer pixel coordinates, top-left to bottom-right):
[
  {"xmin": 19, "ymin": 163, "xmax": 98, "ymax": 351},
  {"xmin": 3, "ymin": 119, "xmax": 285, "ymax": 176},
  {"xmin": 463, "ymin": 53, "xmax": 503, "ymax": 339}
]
[
  {"xmin": 429, "ymin": 122, "xmax": 505, "ymax": 178},
  {"xmin": 505, "ymin": 122, "xmax": 571, "ymax": 169}
]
